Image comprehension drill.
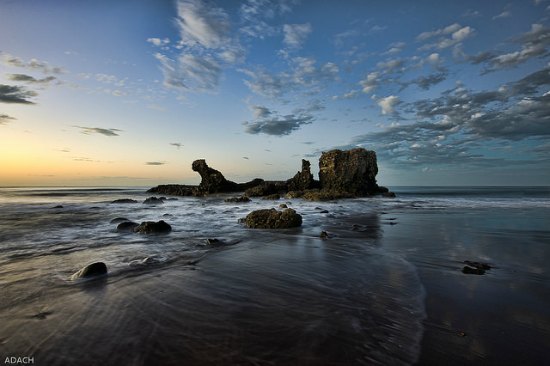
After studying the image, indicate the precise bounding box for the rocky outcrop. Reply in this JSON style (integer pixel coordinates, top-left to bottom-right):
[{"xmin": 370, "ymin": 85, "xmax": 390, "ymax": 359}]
[
  {"xmin": 71, "ymin": 262, "xmax": 108, "ymax": 280},
  {"xmin": 148, "ymin": 148, "xmax": 394, "ymax": 199},
  {"xmin": 225, "ymin": 196, "xmax": 251, "ymax": 203},
  {"xmin": 244, "ymin": 208, "xmax": 302, "ymax": 229},
  {"xmin": 192, "ymin": 159, "xmax": 264, "ymax": 194},
  {"xmin": 287, "ymin": 159, "xmax": 316, "ymax": 191},
  {"xmin": 318, "ymin": 148, "xmax": 380, "ymax": 195},
  {"xmin": 134, "ymin": 220, "xmax": 172, "ymax": 234}
]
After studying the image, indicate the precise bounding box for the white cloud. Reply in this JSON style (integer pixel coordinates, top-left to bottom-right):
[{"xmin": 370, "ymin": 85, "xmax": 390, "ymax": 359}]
[
  {"xmin": 176, "ymin": 0, "xmax": 230, "ymax": 48},
  {"xmin": 0, "ymin": 52, "xmax": 64, "ymax": 74},
  {"xmin": 147, "ymin": 37, "xmax": 170, "ymax": 46},
  {"xmin": 283, "ymin": 23, "xmax": 312, "ymax": 48},
  {"xmin": 377, "ymin": 95, "xmax": 400, "ymax": 115},
  {"xmin": 154, "ymin": 53, "xmax": 221, "ymax": 91},
  {"xmin": 492, "ymin": 10, "xmax": 511, "ymax": 20},
  {"xmin": 417, "ymin": 24, "xmax": 475, "ymax": 50},
  {"xmin": 360, "ymin": 72, "xmax": 379, "ymax": 93}
]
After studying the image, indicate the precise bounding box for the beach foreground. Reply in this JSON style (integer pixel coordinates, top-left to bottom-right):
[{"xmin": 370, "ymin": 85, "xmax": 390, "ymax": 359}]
[{"xmin": 0, "ymin": 187, "xmax": 549, "ymax": 365}]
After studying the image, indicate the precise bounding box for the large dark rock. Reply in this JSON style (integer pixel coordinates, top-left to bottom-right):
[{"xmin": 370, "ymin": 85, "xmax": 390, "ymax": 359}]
[
  {"xmin": 318, "ymin": 148, "xmax": 380, "ymax": 195},
  {"xmin": 225, "ymin": 196, "xmax": 251, "ymax": 203},
  {"xmin": 287, "ymin": 159, "xmax": 316, "ymax": 191},
  {"xmin": 117, "ymin": 221, "xmax": 139, "ymax": 231},
  {"xmin": 147, "ymin": 184, "xmax": 196, "ymax": 196},
  {"xmin": 244, "ymin": 208, "xmax": 302, "ymax": 229},
  {"xmin": 192, "ymin": 159, "xmax": 265, "ymax": 194},
  {"xmin": 71, "ymin": 262, "xmax": 108, "ymax": 280},
  {"xmin": 134, "ymin": 220, "xmax": 172, "ymax": 234}
]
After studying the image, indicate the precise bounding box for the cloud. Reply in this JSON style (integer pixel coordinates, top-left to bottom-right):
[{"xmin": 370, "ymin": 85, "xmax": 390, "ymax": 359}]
[
  {"xmin": 243, "ymin": 105, "xmax": 314, "ymax": 136},
  {"xmin": 155, "ymin": 53, "xmax": 221, "ymax": 91},
  {"xmin": 0, "ymin": 84, "xmax": 37, "ymax": 104},
  {"xmin": 417, "ymin": 23, "xmax": 475, "ymax": 50},
  {"xmin": 384, "ymin": 42, "xmax": 406, "ymax": 55},
  {"xmin": 170, "ymin": 142, "xmax": 184, "ymax": 149},
  {"xmin": 492, "ymin": 10, "xmax": 511, "ymax": 20},
  {"xmin": 74, "ymin": 126, "xmax": 122, "ymax": 136},
  {"xmin": 239, "ymin": 0, "xmax": 295, "ymax": 39},
  {"xmin": 377, "ymin": 95, "xmax": 400, "ymax": 115},
  {"xmin": 283, "ymin": 23, "xmax": 312, "ymax": 49},
  {"xmin": 0, "ymin": 114, "xmax": 16, "ymax": 125},
  {"xmin": 358, "ymin": 72, "xmax": 380, "ymax": 94},
  {"xmin": 0, "ymin": 52, "xmax": 64, "ymax": 74},
  {"xmin": 348, "ymin": 66, "xmax": 550, "ymax": 169},
  {"xmin": 147, "ymin": 37, "xmax": 170, "ymax": 46},
  {"xmin": 487, "ymin": 24, "xmax": 549, "ymax": 70},
  {"xmin": 242, "ymin": 57, "xmax": 339, "ymax": 99},
  {"xmin": 152, "ymin": 0, "xmax": 245, "ymax": 93},
  {"xmin": 145, "ymin": 161, "xmax": 166, "ymax": 165},
  {"xmin": 7, "ymin": 73, "xmax": 57, "ymax": 85},
  {"xmin": 176, "ymin": 0, "xmax": 231, "ymax": 48},
  {"xmin": 405, "ymin": 71, "xmax": 448, "ymax": 90}
]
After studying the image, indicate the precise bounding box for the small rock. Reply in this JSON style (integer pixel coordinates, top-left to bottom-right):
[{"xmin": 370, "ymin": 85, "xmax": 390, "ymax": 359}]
[
  {"xmin": 464, "ymin": 260, "xmax": 492, "ymax": 270},
  {"xmin": 143, "ymin": 197, "xmax": 164, "ymax": 205},
  {"xmin": 382, "ymin": 191, "xmax": 396, "ymax": 198},
  {"xmin": 162, "ymin": 213, "xmax": 173, "ymax": 217},
  {"xmin": 111, "ymin": 199, "xmax": 138, "ymax": 204},
  {"xmin": 117, "ymin": 221, "xmax": 139, "ymax": 231},
  {"xmin": 279, "ymin": 203, "xmax": 288, "ymax": 208},
  {"xmin": 320, "ymin": 231, "xmax": 330, "ymax": 239},
  {"xmin": 71, "ymin": 262, "xmax": 108, "ymax": 280},
  {"xmin": 225, "ymin": 196, "xmax": 251, "ymax": 203},
  {"xmin": 52, "ymin": 205, "xmax": 63, "ymax": 209},
  {"xmin": 110, "ymin": 217, "xmax": 130, "ymax": 224},
  {"xmin": 134, "ymin": 220, "xmax": 172, "ymax": 234},
  {"xmin": 462, "ymin": 266, "xmax": 485, "ymax": 275}
]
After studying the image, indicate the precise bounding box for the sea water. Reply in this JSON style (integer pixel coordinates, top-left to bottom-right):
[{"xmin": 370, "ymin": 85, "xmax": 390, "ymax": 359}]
[{"xmin": 0, "ymin": 186, "xmax": 549, "ymax": 365}]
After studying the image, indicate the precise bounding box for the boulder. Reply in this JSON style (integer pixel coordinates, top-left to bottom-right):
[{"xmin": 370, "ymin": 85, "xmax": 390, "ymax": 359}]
[
  {"xmin": 287, "ymin": 159, "xmax": 316, "ymax": 191},
  {"xmin": 71, "ymin": 262, "xmax": 108, "ymax": 280},
  {"xmin": 244, "ymin": 208, "xmax": 302, "ymax": 229},
  {"xmin": 134, "ymin": 220, "xmax": 172, "ymax": 234},
  {"xmin": 143, "ymin": 197, "xmax": 164, "ymax": 205},
  {"xmin": 262, "ymin": 194, "xmax": 280, "ymax": 200},
  {"xmin": 147, "ymin": 184, "xmax": 196, "ymax": 196},
  {"xmin": 117, "ymin": 221, "xmax": 139, "ymax": 231},
  {"xmin": 225, "ymin": 196, "xmax": 251, "ymax": 203},
  {"xmin": 318, "ymin": 148, "xmax": 380, "ymax": 195}
]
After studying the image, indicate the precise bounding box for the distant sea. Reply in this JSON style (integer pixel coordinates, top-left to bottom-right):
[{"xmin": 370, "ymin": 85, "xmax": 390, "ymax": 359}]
[{"xmin": 1, "ymin": 186, "xmax": 549, "ymax": 365}]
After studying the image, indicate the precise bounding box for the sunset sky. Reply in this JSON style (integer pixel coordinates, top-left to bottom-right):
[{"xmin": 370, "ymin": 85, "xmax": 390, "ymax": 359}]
[{"xmin": 1, "ymin": 0, "xmax": 549, "ymax": 187}]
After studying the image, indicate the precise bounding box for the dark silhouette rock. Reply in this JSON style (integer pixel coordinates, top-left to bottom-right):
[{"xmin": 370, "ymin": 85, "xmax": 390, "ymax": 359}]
[
  {"xmin": 111, "ymin": 199, "xmax": 138, "ymax": 204},
  {"xmin": 318, "ymin": 148, "xmax": 380, "ymax": 195},
  {"xmin": 382, "ymin": 191, "xmax": 396, "ymax": 198},
  {"xmin": 462, "ymin": 266, "xmax": 485, "ymax": 275},
  {"xmin": 287, "ymin": 159, "xmax": 316, "ymax": 191},
  {"xmin": 245, "ymin": 182, "xmax": 281, "ymax": 197},
  {"xmin": 262, "ymin": 193, "xmax": 280, "ymax": 200},
  {"xmin": 52, "ymin": 205, "xmax": 63, "ymax": 209},
  {"xmin": 147, "ymin": 184, "xmax": 196, "ymax": 196},
  {"xmin": 244, "ymin": 208, "xmax": 302, "ymax": 229},
  {"xmin": 320, "ymin": 231, "xmax": 330, "ymax": 239},
  {"xmin": 71, "ymin": 262, "xmax": 107, "ymax": 280},
  {"xmin": 117, "ymin": 221, "xmax": 139, "ymax": 231},
  {"xmin": 143, "ymin": 197, "xmax": 164, "ymax": 205},
  {"xmin": 110, "ymin": 217, "xmax": 130, "ymax": 224},
  {"xmin": 192, "ymin": 160, "xmax": 264, "ymax": 194},
  {"xmin": 464, "ymin": 261, "xmax": 492, "ymax": 270},
  {"xmin": 302, "ymin": 189, "xmax": 354, "ymax": 201},
  {"xmin": 279, "ymin": 203, "xmax": 288, "ymax": 209},
  {"xmin": 225, "ymin": 196, "xmax": 251, "ymax": 203},
  {"xmin": 134, "ymin": 220, "xmax": 172, "ymax": 234}
]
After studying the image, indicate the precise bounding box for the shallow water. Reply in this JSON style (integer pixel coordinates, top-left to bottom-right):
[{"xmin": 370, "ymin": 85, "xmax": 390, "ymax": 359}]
[{"xmin": 0, "ymin": 187, "xmax": 549, "ymax": 365}]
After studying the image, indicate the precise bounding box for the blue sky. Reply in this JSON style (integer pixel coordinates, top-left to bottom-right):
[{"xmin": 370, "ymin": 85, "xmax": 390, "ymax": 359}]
[{"xmin": 1, "ymin": 0, "xmax": 549, "ymax": 186}]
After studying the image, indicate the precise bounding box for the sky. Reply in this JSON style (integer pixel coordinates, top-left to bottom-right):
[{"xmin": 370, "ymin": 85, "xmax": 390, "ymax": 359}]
[{"xmin": 0, "ymin": 0, "xmax": 549, "ymax": 187}]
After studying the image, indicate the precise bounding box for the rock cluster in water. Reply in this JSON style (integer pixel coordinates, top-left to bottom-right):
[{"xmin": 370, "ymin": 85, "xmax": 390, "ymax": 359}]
[
  {"xmin": 244, "ymin": 208, "xmax": 302, "ymax": 229},
  {"xmin": 148, "ymin": 148, "xmax": 394, "ymax": 200},
  {"xmin": 71, "ymin": 262, "xmax": 108, "ymax": 280}
]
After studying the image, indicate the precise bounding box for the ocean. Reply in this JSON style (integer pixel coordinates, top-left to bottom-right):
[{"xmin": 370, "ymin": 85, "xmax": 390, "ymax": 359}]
[{"xmin": 0, "ymin": 186, "xmax": 549, "ymax": 365}]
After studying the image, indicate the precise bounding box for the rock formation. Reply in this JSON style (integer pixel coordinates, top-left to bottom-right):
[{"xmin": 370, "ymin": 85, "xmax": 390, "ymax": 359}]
[
  {"xmin": 287, "ymin": 159, "xmax": 316, "ymax": 191},
  {"xmin": 244, "ymin": 208, "xmax": 302, "ymax": 229},
  {"xmin": 147, "ymin": 148, "xmax": 394, "ymax": 199},
  {"xmin": 318, "ymin": 148, "xmax": 380, "ymax": 195}
]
